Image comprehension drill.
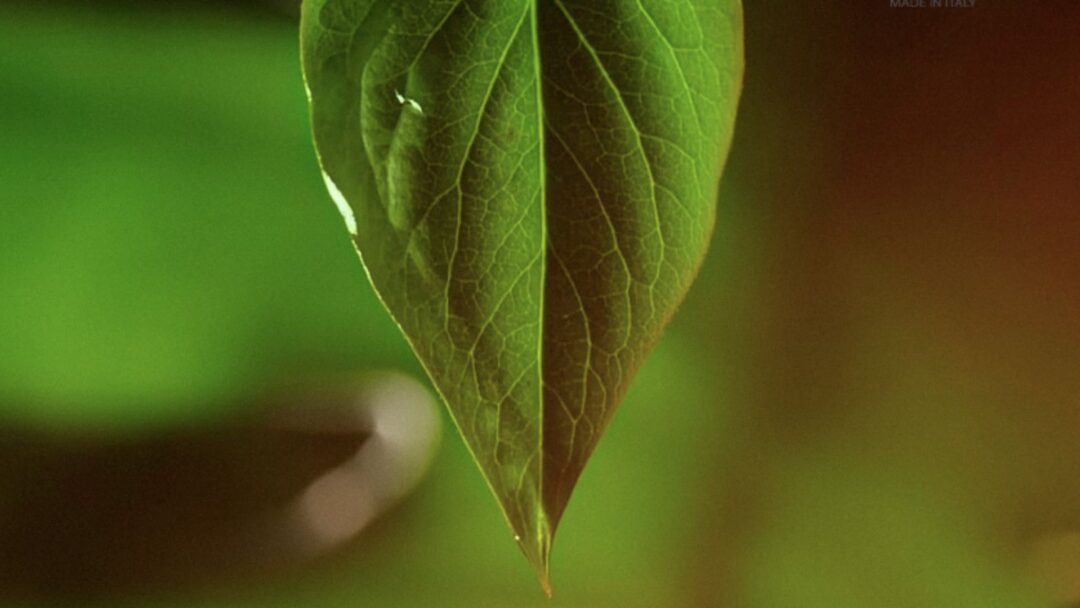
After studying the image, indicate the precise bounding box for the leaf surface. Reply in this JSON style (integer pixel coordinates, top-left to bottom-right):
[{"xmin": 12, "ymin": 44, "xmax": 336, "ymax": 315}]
[{"xmin": 300, "ymin": 0, "xmax": 743, "ymax": 589}]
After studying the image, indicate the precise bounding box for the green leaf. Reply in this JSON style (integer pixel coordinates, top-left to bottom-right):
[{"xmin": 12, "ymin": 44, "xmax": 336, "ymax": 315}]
[{"xmin": 300, "ymin": 0, "xmax": 742, "ymax": 590}]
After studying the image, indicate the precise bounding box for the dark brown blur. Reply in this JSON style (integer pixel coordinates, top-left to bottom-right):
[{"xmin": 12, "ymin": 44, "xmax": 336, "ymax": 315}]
[
  {"xmin": 0, "ymin": 395, "xmax": 366, "ymax": 600},
  {"xmin": 684, "ymin": 2, "xmax": 1080, "ymax": 606}
]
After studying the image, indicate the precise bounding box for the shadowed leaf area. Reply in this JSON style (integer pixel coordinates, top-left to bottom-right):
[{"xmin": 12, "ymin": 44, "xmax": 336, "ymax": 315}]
[{"xmin": 300, "ymin": 0, "xmax": 743, "ymax": 587}]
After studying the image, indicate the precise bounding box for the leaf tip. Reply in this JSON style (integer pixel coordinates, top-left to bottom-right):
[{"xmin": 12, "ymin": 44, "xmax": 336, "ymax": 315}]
[
  {"xmin": 539, "ymin": 571, "xmax": 554, "ymax": 599},
  {"xmin": 513, "ymin": 518, "xmax": 554, "ymax": 597},
  {"xmin": 527, "ymin": 544, "xmax": 553, "ymax": 598}
]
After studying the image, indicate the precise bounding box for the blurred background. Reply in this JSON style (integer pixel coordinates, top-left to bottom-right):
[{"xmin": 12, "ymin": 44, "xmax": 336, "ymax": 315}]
[{"xmin": 1, "ymin": 1, "xmax": 1079, "ymax": 606}]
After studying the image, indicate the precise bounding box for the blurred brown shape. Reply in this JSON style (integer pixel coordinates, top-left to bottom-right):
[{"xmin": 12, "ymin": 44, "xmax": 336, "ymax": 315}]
[
  {"xmin": 687, "ymin": 2, "xmax": 1080, "ymax": 606},
  {"xmin": 0, "ymin": 374, "xmax": 439, "ymax": 601}
]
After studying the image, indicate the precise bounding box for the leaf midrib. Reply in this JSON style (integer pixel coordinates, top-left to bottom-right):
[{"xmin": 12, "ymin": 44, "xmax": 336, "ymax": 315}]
[{"xmin": 528, "ymin": 0, "xmax": 551, "ymax": 570}]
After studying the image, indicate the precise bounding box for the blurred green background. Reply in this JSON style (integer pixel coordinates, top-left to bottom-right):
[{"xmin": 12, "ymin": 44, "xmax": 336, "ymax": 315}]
[{"xmin": 2, "ymin": 1, "xmax": 1079, "ymax": 606}]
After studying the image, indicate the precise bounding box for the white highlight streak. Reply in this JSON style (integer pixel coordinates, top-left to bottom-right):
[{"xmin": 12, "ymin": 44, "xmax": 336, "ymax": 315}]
[
  {"xmin": 394, "ymin": 89, "xmax": 424, "ymax": 115},
  {"xmin": 322, "ymin": 171, "xmax": 357, "ymax": 236}
]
